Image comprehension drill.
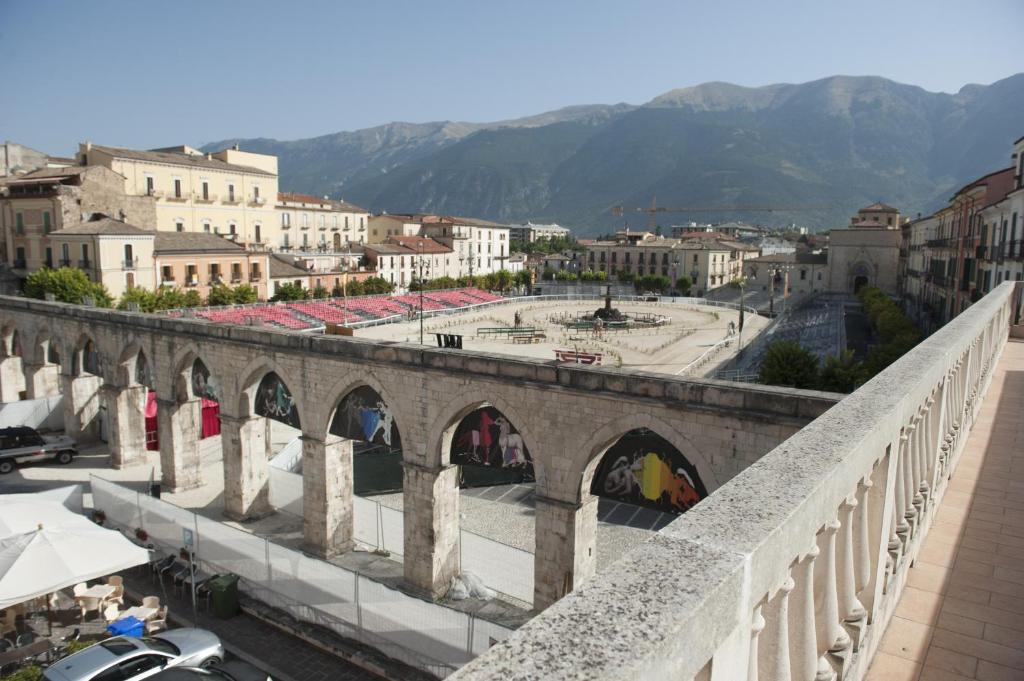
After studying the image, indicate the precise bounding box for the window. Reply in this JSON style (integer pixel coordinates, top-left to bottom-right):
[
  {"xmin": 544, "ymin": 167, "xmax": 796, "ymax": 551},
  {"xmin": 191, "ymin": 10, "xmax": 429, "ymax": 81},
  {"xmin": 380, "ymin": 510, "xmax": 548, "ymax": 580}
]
[
  {"xmin": 202, "ymin": 222, "xmax": 211, "ymax": 233},
  {"xmin": 15, "ymin": 213, "xmax": 23, "ymax": 234},
  {"xmin": 800, "ymin": 270, "xmax": 807, "ymax": 280},
  {"xmin": 282, "ymin": 234, "xmax": 290, "ymax": 248},
  {"xmin": 45, "ymin": 247, "xmax": 52, "ymax": 268},
  {"xmin": 253, "ymin": 185, "xmax": 260, "ymax": 200},
  {"xmin": 146, "ymin": 176, "xmax": 155, "ymax": 195},
  {"xmin": 81, "ymin": 244, "xmax": 89, "ymax": 262},
  {"xmin": 229, "ymin": 223, "xmax": 236, "ymax": 236},
  {"xmin": 161, "ymin": 265, "xmax": 173, "ymax": 281},
  {"xmin": 43, "ymin": 212, "xmax": 51, "ymax": 233},
  {"xmin": 302, "ymin": 213, "xmax": 309, "ymax": 228},
  {"xmin": 201, "ymin": 181, "xmax": 209, "ymax": 200},
  {"xmin": 15, "ymin": 246, "xmax": 25, "ymax": 265},
  {"xmin": 302, "ymin": 233, "xmax": 308, "ymax": 248},
  {"xmin": 126, "ymin": 272, "xmax": 135, "ymax": 289},
  {"xmin": 175, "ymin": 221, "xmax": 184, "ymax": 232},
  {"xmin": 228, "ymin": 184, "xmax": 236, "ymax": 201},
  {"xmin": 61, "ymin": 244, "xmax": 69, "ymax": 263},
  {"xmin": 124, "ymin": 244, "xmax": 133, "ymax": 266},
  {"xmin": 318, "ymin": 215, "xmax": 325, "ymax": 229},
  {"xmin": 344, "ymin": 216, "xmax": 349, "ymax": 229},
  {"xmin": 173, "ymin": 178, "xmax": 182, "ymax": 198},
  {"xmin": 254, "ymin": 224, "xmax": 261, "ymax": 243},
  {"xmin": 332, "ymin": 215, "xmax": 338, "ymax": 228},
  {"xmin": 282, "ymin": 213, "xmax": 290, "ymax": 228}
]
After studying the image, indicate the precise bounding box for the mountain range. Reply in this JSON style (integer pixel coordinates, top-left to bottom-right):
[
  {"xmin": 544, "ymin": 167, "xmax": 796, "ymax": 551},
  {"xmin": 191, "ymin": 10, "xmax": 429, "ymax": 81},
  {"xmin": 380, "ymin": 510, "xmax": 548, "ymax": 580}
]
[{"xmin": 203, "ymin": 74, "xmax": 1024, "ymax": 235}]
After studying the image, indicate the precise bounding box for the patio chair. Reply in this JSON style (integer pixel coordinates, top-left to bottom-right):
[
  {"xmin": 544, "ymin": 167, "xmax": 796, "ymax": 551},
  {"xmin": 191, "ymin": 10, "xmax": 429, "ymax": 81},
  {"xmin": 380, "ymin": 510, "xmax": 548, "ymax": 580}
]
[
  {"xmin": 145, "ymin": 607, "xmax": 167, "ymax": 634},
  {"xmin": 106, "ymin": 576, "xmax": 124, "ymax": 606},
  {"xmin": 15, "ymin": 632, "xmax": 35, "ymax": 648},
  {"xmin": 76, "ymin": 596, "xmax": 101, "ymax": 621},
  {"xmin": 194, "ymin": 574, "xmax": 221, "ymax": 611},
  {"xmin": 150, "ymin": 555, "xmax": 175, "ymax": 581},
  {"xmin": 102, "ymin": 604, "xmax": 121, "ymax": 624},
  {"xmin": 72, "ymin": 583, "xmax": 88, "ymax": 598},
  {"xmin": 142, "ymin": 596, "xmax": 160, "ymax": 610}
]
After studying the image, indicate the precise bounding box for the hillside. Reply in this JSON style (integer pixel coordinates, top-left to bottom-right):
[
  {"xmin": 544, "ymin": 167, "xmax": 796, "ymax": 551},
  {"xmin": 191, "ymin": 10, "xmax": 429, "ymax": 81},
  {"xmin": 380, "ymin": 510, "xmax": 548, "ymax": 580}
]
[{"xmin": 203, "ymin": 74, "xmax": 1024, "ymax": 234}]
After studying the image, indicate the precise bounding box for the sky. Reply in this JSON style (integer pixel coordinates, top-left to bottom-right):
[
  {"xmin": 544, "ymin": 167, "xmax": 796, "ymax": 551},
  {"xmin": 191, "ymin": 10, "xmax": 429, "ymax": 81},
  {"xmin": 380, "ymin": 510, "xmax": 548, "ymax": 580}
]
[{"xmin": 2, "ymin": 0, "xmax": 1022, "ymax": 155}]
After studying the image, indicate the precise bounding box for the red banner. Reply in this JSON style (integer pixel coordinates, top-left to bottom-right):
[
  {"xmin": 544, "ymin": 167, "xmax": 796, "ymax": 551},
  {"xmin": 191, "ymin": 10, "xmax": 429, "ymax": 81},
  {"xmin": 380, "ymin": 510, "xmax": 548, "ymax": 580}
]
[{"xmin": 555, "ymin": 349, "xmax": 603, "ymax": 365}]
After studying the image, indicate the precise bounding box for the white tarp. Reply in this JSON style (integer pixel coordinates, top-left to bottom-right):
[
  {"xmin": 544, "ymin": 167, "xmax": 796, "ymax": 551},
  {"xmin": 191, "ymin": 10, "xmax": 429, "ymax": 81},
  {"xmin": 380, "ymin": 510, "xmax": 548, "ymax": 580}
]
[{"xmin": 0, "ymin": 497, "xmax": 150, "ymax": 608}]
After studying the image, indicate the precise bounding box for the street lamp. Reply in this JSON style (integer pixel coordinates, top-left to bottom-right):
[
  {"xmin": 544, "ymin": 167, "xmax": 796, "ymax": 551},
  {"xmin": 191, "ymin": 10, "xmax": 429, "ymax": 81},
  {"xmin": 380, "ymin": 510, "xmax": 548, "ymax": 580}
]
[{"xmin": 415, "ymin": 240, "xmax": 431, "ymax": 345}]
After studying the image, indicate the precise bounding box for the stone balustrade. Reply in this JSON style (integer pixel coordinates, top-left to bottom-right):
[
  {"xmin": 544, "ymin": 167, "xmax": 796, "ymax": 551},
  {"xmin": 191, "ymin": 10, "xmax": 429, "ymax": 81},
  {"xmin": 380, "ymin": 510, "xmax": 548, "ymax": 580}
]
[{"xmin": 449, "ymin": 281, "xmax": 1021, "ymax": 681}]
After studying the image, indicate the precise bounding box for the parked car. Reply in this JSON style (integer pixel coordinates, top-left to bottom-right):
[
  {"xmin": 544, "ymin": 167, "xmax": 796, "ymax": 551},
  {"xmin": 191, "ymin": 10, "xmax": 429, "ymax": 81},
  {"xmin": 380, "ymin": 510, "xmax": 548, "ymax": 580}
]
[
  {"xmin": 0, "ymin": 426, "xmax": 77, "ymax": 474},
  {"xmin": 43, "ymin": 629, "xmax": 225, "ymax": 681},
  {"xmin": 150, "ymin": 660, "xmax": 274, "ymax": 681}
]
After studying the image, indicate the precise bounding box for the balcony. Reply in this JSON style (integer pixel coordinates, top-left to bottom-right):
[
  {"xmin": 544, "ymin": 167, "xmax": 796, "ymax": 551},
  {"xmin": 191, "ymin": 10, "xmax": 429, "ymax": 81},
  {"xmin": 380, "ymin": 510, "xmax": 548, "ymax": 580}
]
[
  {"xmin": 122, "ymin": 258, "xmax": 138, "ymax": 271},
  {"xmin": 13, "ymin": 259, "xmax": 26, "ymax": 269},
  {"xmin": 249, "ymin": 273, "xmax": 262, "ymax": 282},
  {"xmin": 78, "ymin": 259, "xmax": 92, "ymax": 269},
  {"xmin": 166, "ymin": 192, "xmax": 189, "ymax": 202},
  {"xmin": 161, "ymin": 278, "xmax": 176, "ymax": 286},
  {"xmin": 223, "ymin": 194, "xmax": 242, "ymax": 205},
  {"xmin": 454, "ymin": 281, "xmax": 1024, "ymax": 681},
  {"xmin": 146, "ymin": 189, "xmax": 165, "ymax": 199},
  {"xmin": 194, "ymin": 192, "xmax": 218, "ymax": 203},
  {"xmin": 59, "ymin": 259, "xmax": 71, "ymax": 268},
  {"xmin": 230, "ymin": 273, "xmax": 243, "ymax": 284},
  {"xmin": 248, "ymin": 196, "xmax": 266, "ymax": 206},
  {"xmin": 185, "ymin": 276, "xmax": 199, "ymax": 287}
]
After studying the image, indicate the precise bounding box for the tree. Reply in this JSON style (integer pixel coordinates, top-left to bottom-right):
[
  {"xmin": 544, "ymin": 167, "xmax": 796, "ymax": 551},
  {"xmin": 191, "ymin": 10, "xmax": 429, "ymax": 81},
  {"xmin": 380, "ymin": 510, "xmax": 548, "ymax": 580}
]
[
  {"xmin": 491, "ymin": 269, "xmax": 514, "ymax": 292},
  {"xmin": 819, "ymin": 349, "xmax": 864, "ymax": 393},
  {"xmin": 637, "ymin": 274, "xmax": 670, "ymax": 293},
  {"xmin": 181, "ymin": 290, "xmax": 203, "ymax": 308},
  {"xmin": 616, "ymin": 269, "xmax": 635, "ymax": 283},
  {"xmin": 117, "ymin": 287, "xmax": 158, "ymax": 313},
  {"xmin": 345, "ymin": 279, "xmax": 364, "ymax": 297},
  {"xmin": 514, "ymin": 269, "xmax": 533, "ymax": 291},
  {"xmin": 759, "ymin": 341, "xmax": 820, "ymax": 389},
  {"xmin": 23, "ymin": 267, "xmax": 112, "ymax": 307},
  {"xmin": 271, "ymin": 282, "xmax": 308, "ymax": 302},
  {"xmin": 233, "ymin": 284, "xmax": 258, "ymax": 304},
  {"xmin": 361, "ymin": 277, "xmax": 394, "ymax": 294},
  {"xmin": 675, "ymin": 275, "xmax": 693, "ymax": 295},
  {"xmin": 206, "ymin": 283, "xmax": 235, "ymax": 307},
  {"xmin": 311, "ymin": 285, "xmax": 329, "ymax": 299}
]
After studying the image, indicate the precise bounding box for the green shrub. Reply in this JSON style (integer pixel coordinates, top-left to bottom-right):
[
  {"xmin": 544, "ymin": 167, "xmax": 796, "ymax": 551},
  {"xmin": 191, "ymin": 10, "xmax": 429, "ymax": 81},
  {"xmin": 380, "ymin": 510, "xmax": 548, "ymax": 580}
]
[{"xmin": 759, "ymin": 341, "xmax": 820, "ymax": 389}]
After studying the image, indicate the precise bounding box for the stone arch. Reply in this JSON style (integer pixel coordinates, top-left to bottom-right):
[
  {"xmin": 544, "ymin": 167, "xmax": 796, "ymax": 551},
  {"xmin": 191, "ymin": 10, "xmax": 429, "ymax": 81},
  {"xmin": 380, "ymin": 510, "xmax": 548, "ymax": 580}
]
[
  {"xmin": 577, "ymin": 413, "xmax": 719, "ymax": 508},
  {"xmin": 236, "ymin": 359, "xmax": 304, "ymax": 428},
  {"xmin": 30, "ymin": 325, "xmax": 61, "ymax": 367},
  {"xmin": 71, "ymin": 332, "xmax": 102, "ymax": 377},
  {"xmin": 0, "ymin": 323, "xmax": 22, "ymax": 359},
  {"xmin": 322, "ymin": 374, "xmax": 404, "ymax": 446},
  {"xmin": 433, "ymin": 390, "xmax": 540, "ymax": 487},
  {"xmin": 116, "ymin": 341, "xmax": 153, "ymax": 389}
]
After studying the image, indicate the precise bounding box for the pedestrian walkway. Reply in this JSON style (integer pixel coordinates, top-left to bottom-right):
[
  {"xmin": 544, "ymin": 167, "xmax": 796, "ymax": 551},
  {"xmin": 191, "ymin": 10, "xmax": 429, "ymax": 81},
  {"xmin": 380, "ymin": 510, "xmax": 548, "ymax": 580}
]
[{"xmin": 866, "ymin": 338, "xmax": 1024, "ymax": 680}]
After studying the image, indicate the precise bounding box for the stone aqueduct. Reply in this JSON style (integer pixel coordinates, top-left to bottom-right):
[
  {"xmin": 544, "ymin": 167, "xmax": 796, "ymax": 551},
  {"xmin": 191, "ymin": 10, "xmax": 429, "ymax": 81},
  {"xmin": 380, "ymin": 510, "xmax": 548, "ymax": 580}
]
[{"xmin": 0, "ymin": 296, "xmax": 837, "ymax": 608}]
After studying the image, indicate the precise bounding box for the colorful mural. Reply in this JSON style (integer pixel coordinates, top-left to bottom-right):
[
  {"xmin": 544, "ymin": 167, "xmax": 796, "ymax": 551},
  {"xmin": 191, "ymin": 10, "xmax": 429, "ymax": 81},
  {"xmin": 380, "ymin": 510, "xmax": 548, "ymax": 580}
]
[
  {"xmin": 450, "ymin": 407, "xmax": 534, "ymax": 485},
  {"xmin": 191, "ymin": 359, "xmax": 219, "ymax": 402},
  {"xmin": 590, "ymin": 429, "xmax": 706, "ymax": 514},
  {"xmin": 330, "ymin": 386, "xmax": 402, "ymax": 450},
  {"xmin": 255, "ymin": 372, "xmax": 300, "ymax": 428}
]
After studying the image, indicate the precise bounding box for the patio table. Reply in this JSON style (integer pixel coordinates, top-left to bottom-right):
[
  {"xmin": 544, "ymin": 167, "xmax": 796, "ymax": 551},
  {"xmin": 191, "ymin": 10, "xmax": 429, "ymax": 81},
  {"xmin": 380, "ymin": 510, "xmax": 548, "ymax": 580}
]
[{"xmin": 120, "ymin": 606, "xmax": 157, "ymax": 621}]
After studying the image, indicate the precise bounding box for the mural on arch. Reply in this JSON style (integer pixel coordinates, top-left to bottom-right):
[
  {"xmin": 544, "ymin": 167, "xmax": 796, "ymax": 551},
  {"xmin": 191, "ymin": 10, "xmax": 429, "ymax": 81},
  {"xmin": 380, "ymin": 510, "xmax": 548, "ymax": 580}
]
[
  {"xmin": 255, "ymin": 372, "xmax": 300, "ymax": 429},
  {"xmin": 450, "ymin": 407, "xmax": 534, "ymax": 486},
  {"xmin": 191, "ymin": 359, "xmax": 220, "ymax": 402},
  {"xmin": 330, "ymin": 386, "xmax": 402, "ymax": 450},
  {"xmin": 590, "ymin": 428, "xmax": 707, "ymax": 514}
]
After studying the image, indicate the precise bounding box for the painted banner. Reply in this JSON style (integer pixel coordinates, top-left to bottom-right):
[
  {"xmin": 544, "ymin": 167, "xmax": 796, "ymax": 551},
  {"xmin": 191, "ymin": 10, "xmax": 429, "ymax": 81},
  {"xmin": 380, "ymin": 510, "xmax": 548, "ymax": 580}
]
[
  {"xmin": 450, "ymin": 407, "xmax": 534, "ymax": 484},
  {"xmin": 590, "ymin": 428, "xmax": 707, "ymax": 514},
  {"xmin": 192, "ymin": 359, "xmax": 220, "ymax": 402},
  {"xmin": 330, "ymin": 386, "xmax": 402, "ymax": 450},
  {"xmin": 255, "ymin": 371, "xmax": 300, "ymax": 429}
]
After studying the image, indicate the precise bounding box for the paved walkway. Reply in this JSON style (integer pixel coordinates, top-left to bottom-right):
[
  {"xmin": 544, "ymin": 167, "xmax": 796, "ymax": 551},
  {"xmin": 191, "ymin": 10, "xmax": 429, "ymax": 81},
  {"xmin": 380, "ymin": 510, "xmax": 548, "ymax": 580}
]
[{"xmin": 867, "ymin": 339, "xmax": 1024, "ymax": 680}]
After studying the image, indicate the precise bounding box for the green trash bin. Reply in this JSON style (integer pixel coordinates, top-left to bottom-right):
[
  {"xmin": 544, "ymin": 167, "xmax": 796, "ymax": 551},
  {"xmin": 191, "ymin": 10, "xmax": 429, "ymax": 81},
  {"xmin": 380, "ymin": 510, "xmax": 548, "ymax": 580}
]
[{"xmin": 208, "ymin": 574, "xmax": 239, "ymax": 619}]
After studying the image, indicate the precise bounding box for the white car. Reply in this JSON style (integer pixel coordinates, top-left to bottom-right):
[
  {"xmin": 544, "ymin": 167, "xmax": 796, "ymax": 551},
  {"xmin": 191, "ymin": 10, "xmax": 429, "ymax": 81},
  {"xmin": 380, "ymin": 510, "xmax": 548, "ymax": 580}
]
[{"xmin": 44, "ymin": 630, "xmax": 225, "ymax": 681}]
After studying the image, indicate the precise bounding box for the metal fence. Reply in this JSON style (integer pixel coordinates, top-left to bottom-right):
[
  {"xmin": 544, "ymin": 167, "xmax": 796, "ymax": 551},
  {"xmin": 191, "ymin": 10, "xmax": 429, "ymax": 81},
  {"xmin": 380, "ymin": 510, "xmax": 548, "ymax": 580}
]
[
  {"xmin": 266, "ymin": 464, "xmax": 535, "ymax": 605},
  {"xmin": 91, "ymin": 476, "xmax": 513, "ymax": 677}
]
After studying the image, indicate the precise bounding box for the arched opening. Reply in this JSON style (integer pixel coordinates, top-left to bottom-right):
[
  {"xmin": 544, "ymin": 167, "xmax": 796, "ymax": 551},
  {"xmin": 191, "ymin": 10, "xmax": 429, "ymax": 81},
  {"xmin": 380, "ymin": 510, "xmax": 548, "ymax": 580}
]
[
  {"xmin": 332, "ymin": 233, "xmax": 342, "ymax": 251},
  {"xmin": 448, "ymin": 405, "xmax": 534, "ymax": 487},
  {"xmin": 589, "ymin": 428, "xmax": 707, "ymax": 518},
  {"xmin": 854, "ymin": 275, "xmax": 869, "ymax": 293},
  {"xmin": 0, "ymin": 326, "xmax": 26, "ymax": 402},
  {"xmin": 72, "ymin": 335, "xmax": 101, "ymax": 377},
  {"xmin": 330, "ymin": 385, "xmax": 402, "ymax": 495}
]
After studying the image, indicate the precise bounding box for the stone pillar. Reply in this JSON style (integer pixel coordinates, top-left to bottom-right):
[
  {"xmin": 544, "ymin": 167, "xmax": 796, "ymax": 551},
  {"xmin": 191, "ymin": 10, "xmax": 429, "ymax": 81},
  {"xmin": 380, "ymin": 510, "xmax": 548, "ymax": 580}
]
[
  {"xmin": 533, "ymin": 495, "xmax": 598, "ymax": 610},
  {"xmin": 221, "ymin": 414, "xmax": 271, "ymax": 521},
  {"xmin": 24, "ymin": 363, "xmax": 60, "ymax": 399},
  {"xmin": 402, "ymin": 462, "xmax": 460, "ymax": 598},
  {"xmin": 157, "ymin": 397, "xmax": 203, "ymax": 492},
  {"xmin": 0, "ymin": 356, "xmax": 24, "ymax": 402},
  {"xmin": 105, "ymin": 385, "xmax": 148, "ymax": 469},
  {"xmin": 61, "ymin": 373, "xmax": 102, "ymax": 441},
  {"xmin": 302, "ymin": 434, "xmax": 354, "ymax": 557}
]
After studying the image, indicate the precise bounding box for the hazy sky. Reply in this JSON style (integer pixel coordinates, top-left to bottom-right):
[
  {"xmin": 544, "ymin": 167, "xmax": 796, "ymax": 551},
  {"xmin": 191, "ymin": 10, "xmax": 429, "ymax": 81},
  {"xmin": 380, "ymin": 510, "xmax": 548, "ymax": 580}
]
[{"xmin": 3, "ymin": 0, "xmax": 1021, "ymax": 155}]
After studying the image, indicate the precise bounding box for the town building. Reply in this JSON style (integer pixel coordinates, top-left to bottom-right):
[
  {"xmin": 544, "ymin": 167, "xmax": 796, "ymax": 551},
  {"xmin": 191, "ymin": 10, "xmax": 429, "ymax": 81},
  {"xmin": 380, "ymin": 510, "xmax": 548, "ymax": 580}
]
[
  {"xmin": 744, "ymin": 251, "xmax": 829, "ymax": 298},
  {"xmin": 979, "ymin": 136, "xmax": 1024, "ymax": 291},
  {"xmin": 825, "ymin": 203, "xmax": 904, "ymax": 295},
  {"xmin": 1, "ymin": 166, "xmax": 156, "ymax": 274},
  {"xmin": 1, "ymin": 141, "xmax": 72, "ymax": 177},
  {"xmin": 362, "ymin": 236, "xmax": 455, "ymax": 289},
  {"xmin": 509, "ymin": 222, "xmax": 570, "ymax": 243},
  {"xmin": 47, "ymin": 216, "xmax": 269, "ymax": 300},
  {"xmin": 368, "ymin": 214, "xmax": 512, "ymax": 278},
  {"xmin": 275, "ymin": 192, "xmax": 369, "ymax": 253},
  {"xmin": 77, "ymin": 142, "xmax": 279, "ymax": 249}
]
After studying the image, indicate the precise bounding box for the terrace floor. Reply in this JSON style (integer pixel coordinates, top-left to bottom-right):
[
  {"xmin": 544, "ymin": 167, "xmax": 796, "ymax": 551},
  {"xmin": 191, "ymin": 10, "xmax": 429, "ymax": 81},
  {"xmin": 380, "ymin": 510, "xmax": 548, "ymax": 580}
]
[{"xmin": 866, "ymin": 338, "xmax": 1024, "ymax": 681}]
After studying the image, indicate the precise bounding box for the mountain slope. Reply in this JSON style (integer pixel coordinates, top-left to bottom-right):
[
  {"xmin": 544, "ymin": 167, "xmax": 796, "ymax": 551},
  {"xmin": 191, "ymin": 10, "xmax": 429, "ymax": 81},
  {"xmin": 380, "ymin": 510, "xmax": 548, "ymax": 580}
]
[{"xmin": 206, "ymin": 75, "xmax": 1023, "ymax": 233}]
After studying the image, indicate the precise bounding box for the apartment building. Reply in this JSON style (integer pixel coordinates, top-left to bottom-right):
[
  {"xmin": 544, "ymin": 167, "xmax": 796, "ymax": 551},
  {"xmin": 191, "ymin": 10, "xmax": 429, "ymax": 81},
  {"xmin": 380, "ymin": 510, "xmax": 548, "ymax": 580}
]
[
  {"xmin": 582, "ymin": 234, "xmax": 755, "ymax": 295},
  {"xmin": 0, "ymin": 166, "xmax": 156, "ymax": 273},
  {"xmin": 979, "ymin": 137, "xmax": 1024, "ymax": 292},
  {"xmin": 363, "ymin": 237, "xmax": 454, "ymax": 289},
  {"xmin": 276, "ymin": 192, "xmax": 369, "ymax": 252},
  {"xmin": 367, "ymin": 214, "xmax": 511, "ymax": 278},
  {"xmin": 509, "ymin": 222, "xmax": 570, "ymax": 243},
  {"xmin": 47, "ymin": 216, "xmax": 269, "ymax": 300},
  {"xmin": 77, "ymin": 142, "xmax": 279, "ymax": 248}
]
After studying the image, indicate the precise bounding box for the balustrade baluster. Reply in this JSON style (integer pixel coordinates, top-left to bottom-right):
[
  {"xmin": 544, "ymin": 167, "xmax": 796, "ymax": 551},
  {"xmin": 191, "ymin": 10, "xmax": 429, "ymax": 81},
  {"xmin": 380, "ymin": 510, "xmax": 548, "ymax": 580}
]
[
  {"xmin": 748, "ymin": 603, "xmax": 766, "ymax": 681},
  {"xmin": 888, "ymin": 436, "xmax": 907, "ymax": 572},
  {"xmin": 790, "ymin": 546, "xmax": 821, "ymax": 681},
  {"xmin": 899, "ymin": 429, "xmax": 917, "ymax": 539},
  {"xmin": 815, "ymin": 520, "xmax": 847, "ymax": 679},
  {"xmin": 908, "ymin": 413, "xmax": 924, "ymax": 513},
  {"xmin": 854, "ymin": 477, "xmax": 873, "ymax": 599},
  {"xmin": 761, "ymin": 576, "xmax": 794, "ymax": 681},
  {"xmin": 837, "ymin": 496, "xmax": 866, "ymax": 653}
]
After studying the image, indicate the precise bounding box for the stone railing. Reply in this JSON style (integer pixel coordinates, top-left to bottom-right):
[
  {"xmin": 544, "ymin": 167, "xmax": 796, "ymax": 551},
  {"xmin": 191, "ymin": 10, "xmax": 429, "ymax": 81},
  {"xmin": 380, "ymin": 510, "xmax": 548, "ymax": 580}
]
[{"xmin": 450, "ymin": 280, "xmax": 1021, "ymax": 681}]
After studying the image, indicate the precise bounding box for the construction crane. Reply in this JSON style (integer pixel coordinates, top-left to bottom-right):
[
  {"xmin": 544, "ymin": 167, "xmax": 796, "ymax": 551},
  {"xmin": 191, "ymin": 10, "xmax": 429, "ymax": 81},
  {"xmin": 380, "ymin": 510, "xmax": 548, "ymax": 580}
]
[{"xmin": 611, "ymin": 196, "xmax": 826, "ymax": 230}]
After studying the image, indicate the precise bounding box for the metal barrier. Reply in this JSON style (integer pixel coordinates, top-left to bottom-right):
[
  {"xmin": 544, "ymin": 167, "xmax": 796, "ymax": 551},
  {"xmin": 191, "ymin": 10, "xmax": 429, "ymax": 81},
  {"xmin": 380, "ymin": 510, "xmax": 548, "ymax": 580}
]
[{"xmin": 91, "ymin": 476, "xmax": 513, "ymax": 676}]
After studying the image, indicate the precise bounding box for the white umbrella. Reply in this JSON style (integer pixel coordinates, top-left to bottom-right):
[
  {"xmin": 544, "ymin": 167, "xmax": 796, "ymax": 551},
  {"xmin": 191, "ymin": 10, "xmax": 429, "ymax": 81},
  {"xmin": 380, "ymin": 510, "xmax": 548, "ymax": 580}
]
[{"xmin": 0, "ymin": 500, "xmax": 150, "ymax": 609}]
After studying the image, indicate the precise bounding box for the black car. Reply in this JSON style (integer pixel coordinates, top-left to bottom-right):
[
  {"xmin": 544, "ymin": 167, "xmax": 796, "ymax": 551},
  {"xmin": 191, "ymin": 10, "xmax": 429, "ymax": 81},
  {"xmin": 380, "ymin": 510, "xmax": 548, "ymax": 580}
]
[{"xmin": 0, "ymin": 426, "xmax": 77, "ymax": 474}]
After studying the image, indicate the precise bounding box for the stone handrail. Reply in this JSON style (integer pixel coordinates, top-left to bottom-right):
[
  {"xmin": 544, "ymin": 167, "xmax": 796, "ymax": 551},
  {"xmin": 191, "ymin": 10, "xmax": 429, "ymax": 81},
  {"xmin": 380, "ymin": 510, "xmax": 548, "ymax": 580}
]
[{"xmin": 450, "ymin": 280, "xmax": 1021, "ymax": 681}]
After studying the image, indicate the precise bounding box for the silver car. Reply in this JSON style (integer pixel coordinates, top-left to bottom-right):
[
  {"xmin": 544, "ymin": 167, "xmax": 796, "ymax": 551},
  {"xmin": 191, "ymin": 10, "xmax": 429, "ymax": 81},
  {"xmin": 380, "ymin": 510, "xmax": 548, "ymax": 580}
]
[
  {"xmin": 0, "ymin": 426, "xmax": 77, "ymax": 474},
  {"xmin": 43, "ymin": 629, "xmax": 225, "ymax": 681}
]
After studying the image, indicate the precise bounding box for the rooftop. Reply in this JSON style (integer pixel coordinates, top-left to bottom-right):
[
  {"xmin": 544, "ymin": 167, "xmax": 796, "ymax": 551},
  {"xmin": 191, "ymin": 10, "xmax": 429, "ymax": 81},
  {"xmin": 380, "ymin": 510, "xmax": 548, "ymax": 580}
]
[
  {"xmin": 859, "ymin": 202, "xmax": 900, "ymax": 213},
  {"xmin": 87, "ymin": 144, "xmax": 275, "ymax": 176},
  {"xmin": 269, "ymin": 254, "xmax": 311, "ymax": 278},
  {"xmin": 153, "ymin": 231, "xmax": 247, "ymax": 254},
  {"xmin": 48, "ymin": 216, "xmax": 149, "ymax": 236},
  {"xmin": 386, "ymin": 236, "xmax": 452, "ymax": 254}
]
